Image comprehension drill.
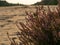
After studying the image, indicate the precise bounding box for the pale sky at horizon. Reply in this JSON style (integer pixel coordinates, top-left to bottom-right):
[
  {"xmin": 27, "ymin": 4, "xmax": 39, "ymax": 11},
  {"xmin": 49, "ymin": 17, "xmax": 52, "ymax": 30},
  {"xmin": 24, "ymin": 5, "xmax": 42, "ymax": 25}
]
[{"xmin": 6, "ymin": 0, "xmax": 41, "ymax": 5}]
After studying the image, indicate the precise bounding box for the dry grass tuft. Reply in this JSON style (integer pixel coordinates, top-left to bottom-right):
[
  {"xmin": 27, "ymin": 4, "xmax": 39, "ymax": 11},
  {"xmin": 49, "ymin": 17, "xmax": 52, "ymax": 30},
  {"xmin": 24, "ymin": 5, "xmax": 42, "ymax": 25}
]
[{"xmin": 7, "ymin": 5, "xmax": 60, "ymax": 45}]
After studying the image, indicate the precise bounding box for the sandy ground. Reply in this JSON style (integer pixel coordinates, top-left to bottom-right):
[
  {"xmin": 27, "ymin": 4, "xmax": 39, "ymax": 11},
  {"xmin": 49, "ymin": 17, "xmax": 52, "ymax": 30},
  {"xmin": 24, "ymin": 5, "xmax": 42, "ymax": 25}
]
[
  {"xmin": 0, "ymin": 6, "xmax": 57, "ymax": 45},
  {"xmin": 0, "ymin": 6, "xmax": 36, "ymax": 45}
]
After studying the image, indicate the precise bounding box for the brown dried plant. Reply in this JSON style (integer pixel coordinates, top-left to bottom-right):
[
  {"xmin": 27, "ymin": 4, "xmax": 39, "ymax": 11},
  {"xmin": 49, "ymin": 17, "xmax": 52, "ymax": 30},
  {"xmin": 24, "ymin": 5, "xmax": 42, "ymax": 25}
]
[{"xmin": 7, "ymin": 5, "xmax": 60, "ymax": 45}]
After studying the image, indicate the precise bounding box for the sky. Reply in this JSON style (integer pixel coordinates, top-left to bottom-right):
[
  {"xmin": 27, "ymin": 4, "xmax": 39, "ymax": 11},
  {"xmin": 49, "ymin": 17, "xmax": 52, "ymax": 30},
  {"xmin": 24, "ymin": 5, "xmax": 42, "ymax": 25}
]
[{"xmin": 6, "ymin": 0, "xmax": 41, "ymax": 5}]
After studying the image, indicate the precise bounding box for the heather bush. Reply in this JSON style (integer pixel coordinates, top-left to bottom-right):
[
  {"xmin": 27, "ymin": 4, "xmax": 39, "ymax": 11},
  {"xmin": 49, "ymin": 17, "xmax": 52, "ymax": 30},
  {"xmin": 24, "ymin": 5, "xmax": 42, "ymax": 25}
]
[{"xmin": 7, "ymin": 5, "xmax": 60, "ymax": 45}]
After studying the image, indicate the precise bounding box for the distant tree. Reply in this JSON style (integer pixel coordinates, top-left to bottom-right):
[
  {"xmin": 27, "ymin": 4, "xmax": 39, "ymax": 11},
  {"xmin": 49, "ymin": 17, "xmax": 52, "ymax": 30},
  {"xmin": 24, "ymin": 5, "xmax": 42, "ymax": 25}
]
[
  {"xmin": 0, "ymin": 0, "xmax": 25, "ymax": 6},
  {"xmin": 0, "ymin": 1, "xmax": 9, "ymax": 6},
  {"xmin": 57, "ymin": 0, "xmax": 60, "ymax": 6},
  {"xmin": 43, "ymin": 0, "xmax": 58, "ymax": 5},
  {"xmin": 34, "ymin": 0, "xmax": 58, "ymax": 5}
]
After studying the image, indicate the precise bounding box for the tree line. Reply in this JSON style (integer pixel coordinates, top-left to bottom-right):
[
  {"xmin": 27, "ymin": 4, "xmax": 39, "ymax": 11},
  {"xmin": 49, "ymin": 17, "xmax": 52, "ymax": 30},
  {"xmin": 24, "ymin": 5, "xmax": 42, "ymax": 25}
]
[
  {"xmin": 0, "ymin": 0, "xmax": 58, "ymax": 6},
  {"xmin": 34, "ymin": 0, "xmax": 58, "ymax": 5},
  {"xmin": 0, "ymin": 1, "xmax": 24, "ymax": 6}
]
